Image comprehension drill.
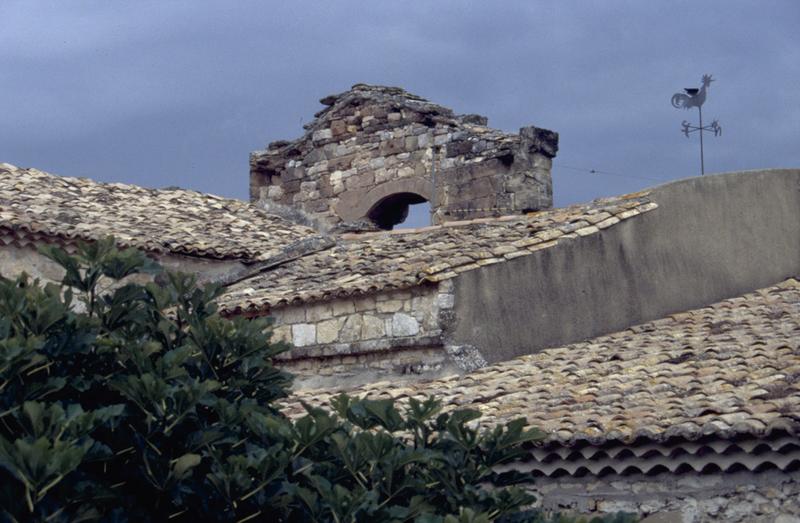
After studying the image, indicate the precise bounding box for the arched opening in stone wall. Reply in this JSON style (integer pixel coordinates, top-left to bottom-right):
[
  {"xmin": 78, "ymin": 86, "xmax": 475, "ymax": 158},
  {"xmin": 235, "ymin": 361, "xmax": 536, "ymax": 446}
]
[
  {"xmin": 399, "ymin": 200, "xmax": 433, "ymax": 229},
  {"xmin": 367, "ymin": 192, "xmax": 430, "ymax": 230}
]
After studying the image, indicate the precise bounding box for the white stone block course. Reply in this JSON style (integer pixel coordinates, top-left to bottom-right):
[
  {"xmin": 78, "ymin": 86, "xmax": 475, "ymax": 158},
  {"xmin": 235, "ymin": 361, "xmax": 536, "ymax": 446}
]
[
  {"xmin": 392, "ymin": 313, "xmax": 420, "ymax": 337},
  {"xmin": 292, "ymin": 324, "xmax": 316, "ymax": 347},
  {"xmin": 362, "ymin": 315, "xmax": 385, "ymax": 339}
]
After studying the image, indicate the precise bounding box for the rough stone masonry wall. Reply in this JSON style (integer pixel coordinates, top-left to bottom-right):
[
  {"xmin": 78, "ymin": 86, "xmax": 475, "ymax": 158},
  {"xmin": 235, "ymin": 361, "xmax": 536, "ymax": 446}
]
[
  {"xmin": 529, "ymin": 470, "xmax": 800, "ymax": 523},
  {"xmin": 250, "ymin": 84, "xmax": 558, "ymax": 230},
  {"xmin": 265, "ymin": 282, "xmax": 466, "ymax": 389}
]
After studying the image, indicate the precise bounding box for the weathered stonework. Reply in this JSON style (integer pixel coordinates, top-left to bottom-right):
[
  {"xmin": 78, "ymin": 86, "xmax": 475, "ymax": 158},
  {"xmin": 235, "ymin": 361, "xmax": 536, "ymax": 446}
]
[
  {"xmin": 0, "ymin": 240, "xmax": 470, "ymax": 389},
  {"xmin": 265, "ymin": 283, "xmax": 461, "ymax": 388},
  {"xmin": 251, "ymin": 84, "xmax": 558, "ymax": 230},
  {"xmin": 526, "ymin": 471, "xmax": 800, "ymax": 523}
]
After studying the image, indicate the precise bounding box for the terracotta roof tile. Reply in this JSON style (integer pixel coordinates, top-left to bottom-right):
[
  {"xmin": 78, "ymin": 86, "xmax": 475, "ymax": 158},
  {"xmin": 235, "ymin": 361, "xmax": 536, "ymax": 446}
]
[
  {"xmin": 218, "ymin": 194, "xmax": 657, "ymax": 313},
  {"xmin": 0, "ymin": 164, "xmax": 323, "ymax": 262},
  {"xmin": 285, "ymin": 279, "xmax": 800, "ymax": 446}
]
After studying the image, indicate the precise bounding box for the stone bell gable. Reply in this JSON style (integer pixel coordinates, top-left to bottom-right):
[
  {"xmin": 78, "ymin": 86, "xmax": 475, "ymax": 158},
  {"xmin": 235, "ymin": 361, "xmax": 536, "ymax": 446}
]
[{"xmin": 250, "ymin": 84, "xmax": 558, "ymax": 230}]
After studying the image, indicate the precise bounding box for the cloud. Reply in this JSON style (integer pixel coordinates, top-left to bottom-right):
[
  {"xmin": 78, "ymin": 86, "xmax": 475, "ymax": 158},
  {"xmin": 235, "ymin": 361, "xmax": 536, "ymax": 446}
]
[{"xmin": 1, "ymin": 0, "xmax": 798, "ymax": 208}]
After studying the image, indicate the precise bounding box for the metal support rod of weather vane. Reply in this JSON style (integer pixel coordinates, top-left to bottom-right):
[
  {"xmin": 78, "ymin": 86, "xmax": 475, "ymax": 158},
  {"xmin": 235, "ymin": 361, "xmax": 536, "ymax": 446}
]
[
  {"xmin": 698, "ymin": 105, "xmax": 705, "ymax": 175},
  {"xmin": 671, "ymin": 74, "xmax": 721, "ymax": 177}
]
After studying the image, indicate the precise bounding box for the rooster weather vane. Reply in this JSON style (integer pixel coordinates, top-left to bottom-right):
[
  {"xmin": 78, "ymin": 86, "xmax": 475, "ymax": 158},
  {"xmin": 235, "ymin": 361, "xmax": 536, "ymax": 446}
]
[{"xmin": 671, "ymin": 74, "xmax": 722, "ymax": 175}]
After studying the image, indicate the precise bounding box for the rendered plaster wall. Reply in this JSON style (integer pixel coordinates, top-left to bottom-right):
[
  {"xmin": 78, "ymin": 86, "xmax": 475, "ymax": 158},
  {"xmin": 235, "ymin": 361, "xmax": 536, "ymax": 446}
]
[
  {"xmin": 529, "ymin": 470, "xmax": 800, "ymax": 523},
  {"xmin": 0, "ymin": 243, "xmax": 244, "ymax": 287},
  {"xmin": 451, "ymin": 169, "xmax": 800, "ymax": 362},
  {"xmin": 0, "ymin": 243, "xmax": 67, "ymax": 282},
  {"xmin": 266, "ymin": 283, "xmax": 460, "ymax": 388},
  {"xmin": 250, "ymin": 85, "xmax": 557, "ymax": 229}
]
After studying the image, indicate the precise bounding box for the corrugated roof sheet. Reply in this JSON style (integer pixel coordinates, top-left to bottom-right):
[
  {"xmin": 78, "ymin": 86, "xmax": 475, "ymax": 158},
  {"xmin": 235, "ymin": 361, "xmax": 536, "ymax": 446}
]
[
  {"xmin": 0, "ymin": 164, "xmax": 324, "ymax": 262},
  {"xmin": 285, "ymin": 279, "xmax": 800, "ymax": 446}
]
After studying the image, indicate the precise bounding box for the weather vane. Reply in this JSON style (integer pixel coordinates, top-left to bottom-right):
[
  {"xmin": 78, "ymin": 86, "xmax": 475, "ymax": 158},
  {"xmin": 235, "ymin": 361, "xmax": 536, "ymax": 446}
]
[{"xmin": 671, "ymin": 74, "xmax": 722, "ymax": 175}]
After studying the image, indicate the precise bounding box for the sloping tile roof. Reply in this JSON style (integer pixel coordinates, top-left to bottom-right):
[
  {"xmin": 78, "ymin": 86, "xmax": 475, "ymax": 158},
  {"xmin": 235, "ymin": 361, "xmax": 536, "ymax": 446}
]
[
  {"xmin": 218, "ymin": 193, "xmax": 657, "ymax": 313},
  {"xmin": 0, "ymin": 164, "xmax": 323, "ymax": 262},
  {"xmin": 285, "ymin": 279, "xmax": 800, "ymax": 446}
]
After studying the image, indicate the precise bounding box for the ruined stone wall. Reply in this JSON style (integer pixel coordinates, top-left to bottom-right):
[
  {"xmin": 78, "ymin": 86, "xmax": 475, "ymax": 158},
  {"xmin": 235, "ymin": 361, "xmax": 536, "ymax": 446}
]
[
  {"xmin": 264, "ymin": 282, "xmax": 465, "ymax": 388},
  {"xmin": 251, "ymin": 84, "xmax": 558, "ymax": 230}
]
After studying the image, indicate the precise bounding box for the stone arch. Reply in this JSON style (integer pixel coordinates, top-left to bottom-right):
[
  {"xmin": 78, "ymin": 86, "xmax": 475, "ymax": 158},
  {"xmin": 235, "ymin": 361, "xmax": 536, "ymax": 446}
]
[
  {"xmin": 367, "ymin": 192, "xmax": 428, "ymax": 230},
  {"xmin": 336, "ymin": 176, "xmax": 433, "ymax": 227}
]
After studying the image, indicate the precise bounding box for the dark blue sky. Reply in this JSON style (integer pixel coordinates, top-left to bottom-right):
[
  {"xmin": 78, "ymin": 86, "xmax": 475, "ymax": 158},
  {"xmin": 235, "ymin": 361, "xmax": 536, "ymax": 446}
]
[{"xmin": 2, "ymin": 1, "xmax": 798, "ymax": 228}]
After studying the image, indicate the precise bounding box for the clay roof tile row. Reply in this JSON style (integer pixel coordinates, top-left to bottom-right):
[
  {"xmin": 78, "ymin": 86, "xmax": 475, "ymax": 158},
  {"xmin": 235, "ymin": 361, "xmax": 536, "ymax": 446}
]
[
  {"xmin": 284, "ymin": 279, "xmax": 800, "ymax": 447},
  {"xmin": 217, "ymin": 194, "xmax": 657, "ymax": 313},
  {"xmin": 0, "ymin": 164, "xmax": 323, "ymax": 262}
]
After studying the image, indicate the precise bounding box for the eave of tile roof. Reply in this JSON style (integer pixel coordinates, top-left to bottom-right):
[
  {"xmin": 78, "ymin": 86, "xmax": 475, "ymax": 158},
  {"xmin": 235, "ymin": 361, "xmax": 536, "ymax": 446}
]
[
  {"xmin": 0, "ymin": 164, "xmax": 329, "ymax": 263},
  {"xmin": 217, "ymin": 192, "xmax": 657, "ymax": 313},
  {"xmin": 499, "ymin": 435, "xmax": 800, "ymax": 478},
  {"xmin": 284, "ymin": 279, "xmax": 800, "ymax": 447}
]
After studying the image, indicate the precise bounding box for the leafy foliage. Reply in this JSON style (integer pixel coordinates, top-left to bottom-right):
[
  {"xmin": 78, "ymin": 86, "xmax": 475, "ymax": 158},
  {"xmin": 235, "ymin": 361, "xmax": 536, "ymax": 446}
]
[{"xmin": 0, "ymin": 238, "xmax": 636, "ymax": 522}]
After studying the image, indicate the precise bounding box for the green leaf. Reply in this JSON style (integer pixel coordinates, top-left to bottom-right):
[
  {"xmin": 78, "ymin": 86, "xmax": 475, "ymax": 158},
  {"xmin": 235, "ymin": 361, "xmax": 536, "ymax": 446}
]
[
  {"xmin": 172, "ymin": 453, "xmax": 202, "ymax": 480},
  {"xmin": 0, "ymin": 240, "xmax": 565, "ymax": 523}
]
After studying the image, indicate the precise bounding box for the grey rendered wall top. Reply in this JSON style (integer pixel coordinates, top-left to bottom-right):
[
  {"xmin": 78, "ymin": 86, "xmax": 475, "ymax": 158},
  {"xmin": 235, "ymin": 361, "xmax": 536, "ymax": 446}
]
[{"xmin": 451, "ymin": 169, "xmax": 800, "ymax": 363}]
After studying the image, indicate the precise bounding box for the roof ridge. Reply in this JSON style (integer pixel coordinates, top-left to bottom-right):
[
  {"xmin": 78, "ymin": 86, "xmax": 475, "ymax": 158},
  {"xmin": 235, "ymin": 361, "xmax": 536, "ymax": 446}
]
[{"xmin": 1, "ymin": 164, "xmax": 243, "ymax": 203}]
